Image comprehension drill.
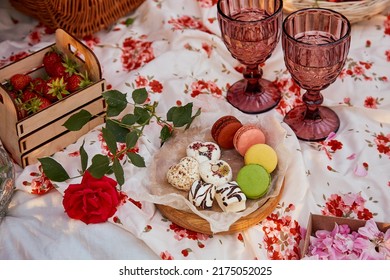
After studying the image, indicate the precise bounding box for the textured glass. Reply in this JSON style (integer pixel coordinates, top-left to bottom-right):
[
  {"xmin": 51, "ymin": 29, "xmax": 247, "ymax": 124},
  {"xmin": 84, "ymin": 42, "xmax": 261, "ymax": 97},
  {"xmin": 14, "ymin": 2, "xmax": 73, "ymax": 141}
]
[
  {"xmin": 282, "ymin": 8, "xmax": 351, "ymax": 141},
  {"xmin": 217, "ymin": 0, "xmax": 283, "ymax": 114}
]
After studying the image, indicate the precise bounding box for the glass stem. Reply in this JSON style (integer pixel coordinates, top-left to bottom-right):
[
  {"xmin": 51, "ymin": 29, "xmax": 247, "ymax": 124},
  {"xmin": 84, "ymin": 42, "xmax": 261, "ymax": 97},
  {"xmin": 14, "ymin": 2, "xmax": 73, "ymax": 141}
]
[
  {"xmin": 243, "ymin": 64, "xmax": 263, "ymax": 94},
  {"xmin": 302, "ymin": 90, "xmax": 323, "ymax": 120}
]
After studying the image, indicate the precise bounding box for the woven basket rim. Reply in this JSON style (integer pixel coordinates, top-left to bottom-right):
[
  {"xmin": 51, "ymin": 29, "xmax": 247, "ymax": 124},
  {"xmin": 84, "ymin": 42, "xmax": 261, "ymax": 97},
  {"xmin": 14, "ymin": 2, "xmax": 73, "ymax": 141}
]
[
  {"xmin": 283, "ymin": 0, "xmax": 390, "ymax": 23},
  {"xmin": 9, "ymin": 0, "xmax": 146, "ymax": 38}
]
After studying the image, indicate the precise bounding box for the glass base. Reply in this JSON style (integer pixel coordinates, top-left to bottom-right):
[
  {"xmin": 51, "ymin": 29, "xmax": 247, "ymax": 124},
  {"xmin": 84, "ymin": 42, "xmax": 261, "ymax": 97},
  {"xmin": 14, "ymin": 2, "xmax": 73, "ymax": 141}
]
[
  {"xmin": 226, "ymin": 78, "xmax": 281, "ymax": 114},
  {"xmin": 283, "ymin": 105, "xmax": 340, "ymax": 141}
]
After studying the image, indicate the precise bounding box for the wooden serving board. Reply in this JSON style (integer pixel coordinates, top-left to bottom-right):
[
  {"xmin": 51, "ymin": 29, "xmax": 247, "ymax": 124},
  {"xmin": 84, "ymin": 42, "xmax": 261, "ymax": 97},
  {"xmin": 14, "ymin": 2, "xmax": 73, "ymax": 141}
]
[{"xmin": 156, "ymin": 182, "xmax": 284, "ymax": 235}]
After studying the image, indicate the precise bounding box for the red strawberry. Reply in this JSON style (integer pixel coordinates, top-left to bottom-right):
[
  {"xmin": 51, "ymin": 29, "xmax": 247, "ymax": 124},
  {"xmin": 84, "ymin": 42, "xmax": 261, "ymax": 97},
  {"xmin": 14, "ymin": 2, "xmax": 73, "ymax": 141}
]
[
  {"xmin": 47, "ymin": 77, "xmax": 70, "ymax": 101},
  {"xmin": 9, "ymin": 74, "xmax": 32, "ymax": 91},
  {"xmin": 66, "ymin": 72, "xmax": 92, "ymax": 92},
  {"xmin": 50, "ymin": 61, "xmax": 68, "ymax": 78},
  {"xmin": 7, "ymin": 90, "xmax": 20, "ymax": 100},
  {"xmin": 43, "ymin": 50, "xmax": 63, "ymax": 76},
  {"xmin": 30, "ymin": 77, "xmax": 49, "ymax": 95},
  {"xmin": 65, "ymin": 74, "xmax": 82, "ymax": 92},
  {"xmin": 21, "ymin": 90, "xmax": 39, "ymax": 103},
  {"xmin": 7, "ymin": 91, "xmax": 27, "ymax": 119},
  {"xmin": 25, "ymin": 96, "xmax": 52, "ymax": 114}
]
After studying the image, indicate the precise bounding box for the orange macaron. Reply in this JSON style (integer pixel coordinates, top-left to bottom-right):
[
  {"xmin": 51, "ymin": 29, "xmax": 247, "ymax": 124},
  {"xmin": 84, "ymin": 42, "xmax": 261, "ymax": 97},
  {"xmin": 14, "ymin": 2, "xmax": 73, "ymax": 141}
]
[
  {"xmin": 233, "ymin": 124, "xmax": 266, "ymax": 156},
  {"xmin": 211, "ymin": 115, "xmax": 243, "ymax": 149}
]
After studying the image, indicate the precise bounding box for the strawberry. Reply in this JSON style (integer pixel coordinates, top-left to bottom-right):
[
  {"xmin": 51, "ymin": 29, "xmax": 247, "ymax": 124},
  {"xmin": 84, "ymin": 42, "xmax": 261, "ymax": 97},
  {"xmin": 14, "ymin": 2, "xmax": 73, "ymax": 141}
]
[
  {"xmin": 49, "ymin": 57, "xmax": 78, "ymax": 79},
  {"xmin": 21, "ymin": 90, "xmax": 39, "ymax": 103},
  {"xmin": 50, "ymin": 61, "xmax": 68, "ymax": 78},
  {"xmin": 43, "ymin": 49, "xmax": 63, "ymax": 77},
  {"xmin": 7, "ymin": 91, "xmax": 27, "ymax": 119},
  {"xmin": 65, "ymin": 74, "xmax": 82, "ymax": 92},
  {"xmin": 25, "ymin": 96, "xmax": 52, "ymax": 114},
  {"xmin": 30, "ymin": 77, "xmax": 49, "ymax": 95},
  {"xmin": 47, "ymin": 77, "xmax": 70, "ymax": 101},
  {"xmin": 7, "ymin": 90, "xmax": 20, "ymax": 100},
  {"xmin": 9, "ymin": 74, "xmax": 32, "ymax": 91},
  {"xmin": 66, "ymin": 72, "xmax": 92, "ymax": 93}
]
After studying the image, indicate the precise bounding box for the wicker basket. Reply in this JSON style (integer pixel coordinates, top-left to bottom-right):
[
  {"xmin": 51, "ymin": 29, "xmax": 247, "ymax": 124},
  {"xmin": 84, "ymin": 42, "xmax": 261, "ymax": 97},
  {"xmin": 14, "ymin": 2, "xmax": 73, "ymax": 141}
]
[
  {"xmin": 283, "ymin": 0, "xmax": 390, "ymax": 24},
  {"xmin": 10, "ymin": 0, "xmax": 145, "ymax": 38}
]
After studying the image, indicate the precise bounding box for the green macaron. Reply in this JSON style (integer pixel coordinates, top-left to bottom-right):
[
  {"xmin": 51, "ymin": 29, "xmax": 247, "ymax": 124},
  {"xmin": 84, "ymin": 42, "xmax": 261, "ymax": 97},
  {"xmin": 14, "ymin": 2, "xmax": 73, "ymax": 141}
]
[{"xmin": 236, "ymin": 164, "xmax": 271, "ymax": 199}]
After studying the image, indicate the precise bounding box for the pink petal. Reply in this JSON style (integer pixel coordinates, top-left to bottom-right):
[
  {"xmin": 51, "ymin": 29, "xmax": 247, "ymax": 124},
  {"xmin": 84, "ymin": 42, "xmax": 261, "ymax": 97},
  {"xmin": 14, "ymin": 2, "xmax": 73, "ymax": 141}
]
[{"xmin": 354, "ymin": 164, "xmax": 368, "ymax": 177}]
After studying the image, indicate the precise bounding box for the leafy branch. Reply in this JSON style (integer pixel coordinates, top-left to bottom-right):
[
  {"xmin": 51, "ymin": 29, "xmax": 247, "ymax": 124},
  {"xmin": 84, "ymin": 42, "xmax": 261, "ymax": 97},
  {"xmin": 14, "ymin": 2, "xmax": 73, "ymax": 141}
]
[{"xmin": 39, "ymin": 88, "xmax": 201, "ymax": 186}]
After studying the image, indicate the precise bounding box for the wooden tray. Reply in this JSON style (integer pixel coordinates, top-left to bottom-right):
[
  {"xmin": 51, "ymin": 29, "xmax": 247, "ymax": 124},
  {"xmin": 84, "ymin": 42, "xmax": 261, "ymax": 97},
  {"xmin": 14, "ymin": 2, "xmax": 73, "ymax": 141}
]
[{"xmin": 156, "ymin": 181, "xmax": 284, "ymax": 235}]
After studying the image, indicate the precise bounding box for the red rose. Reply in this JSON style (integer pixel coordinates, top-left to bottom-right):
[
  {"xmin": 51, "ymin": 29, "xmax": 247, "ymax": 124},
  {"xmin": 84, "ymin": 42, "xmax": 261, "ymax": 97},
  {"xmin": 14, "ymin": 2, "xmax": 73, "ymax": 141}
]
[{"xmin": 62, "ymin": 171, "xmax": 120, "ymax": 224}]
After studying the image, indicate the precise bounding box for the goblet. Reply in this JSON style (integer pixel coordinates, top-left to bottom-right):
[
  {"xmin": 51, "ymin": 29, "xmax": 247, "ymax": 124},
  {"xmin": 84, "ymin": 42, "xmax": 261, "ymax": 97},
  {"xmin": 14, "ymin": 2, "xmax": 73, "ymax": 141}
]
[
  {"xmin": 217, "ymin": 0, "xmax": 283, "ymax": 114},
  {"xmin": 282, "ymin": 8, "xmax": 351, "ymax": 141}
]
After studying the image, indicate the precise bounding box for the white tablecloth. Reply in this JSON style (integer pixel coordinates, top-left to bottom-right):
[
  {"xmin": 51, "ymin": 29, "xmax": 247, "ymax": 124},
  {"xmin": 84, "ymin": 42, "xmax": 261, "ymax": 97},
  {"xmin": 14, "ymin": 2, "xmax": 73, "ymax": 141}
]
[{"xmin": 0, "ymin": 0, "xmax": 389, "ymax": 260}]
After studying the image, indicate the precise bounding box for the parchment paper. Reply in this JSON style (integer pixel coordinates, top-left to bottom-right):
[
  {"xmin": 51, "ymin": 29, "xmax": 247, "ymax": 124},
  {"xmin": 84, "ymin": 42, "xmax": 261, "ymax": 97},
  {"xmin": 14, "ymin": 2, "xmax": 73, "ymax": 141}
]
[{"xmin": 141, "ymin": 114, "xmax": 291, "ymax": 233}]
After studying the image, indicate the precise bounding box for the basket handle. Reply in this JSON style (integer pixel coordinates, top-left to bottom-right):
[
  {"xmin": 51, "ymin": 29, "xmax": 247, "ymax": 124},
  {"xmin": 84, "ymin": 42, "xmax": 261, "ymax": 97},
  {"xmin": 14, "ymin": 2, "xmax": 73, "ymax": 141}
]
[{"xmin": 55, "ymin": 29, "xmax": 102, "ymax": 81}]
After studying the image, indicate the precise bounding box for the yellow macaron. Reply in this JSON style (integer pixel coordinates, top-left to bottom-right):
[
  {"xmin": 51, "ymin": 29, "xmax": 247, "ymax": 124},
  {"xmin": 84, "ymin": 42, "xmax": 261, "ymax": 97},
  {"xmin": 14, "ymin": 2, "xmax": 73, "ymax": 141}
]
[{"xmin": 244, "ymin": 144, "xmax": 278, "ymax": 173}]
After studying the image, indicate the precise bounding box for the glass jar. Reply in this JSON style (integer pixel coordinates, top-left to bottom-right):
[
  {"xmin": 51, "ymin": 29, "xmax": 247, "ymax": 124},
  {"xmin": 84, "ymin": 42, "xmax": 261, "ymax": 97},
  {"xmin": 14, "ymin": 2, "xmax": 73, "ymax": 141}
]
[{"xmin": 0, "ymin": 146, "xmax": 15, "ymax": 224}]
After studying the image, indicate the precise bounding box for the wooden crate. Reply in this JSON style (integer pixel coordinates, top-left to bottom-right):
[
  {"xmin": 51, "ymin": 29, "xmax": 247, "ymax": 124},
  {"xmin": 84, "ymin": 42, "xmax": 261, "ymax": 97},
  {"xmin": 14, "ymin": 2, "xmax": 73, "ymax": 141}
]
[{"xmin": 0, "ymin": 29, "xmax": 106, "ymax": 167}]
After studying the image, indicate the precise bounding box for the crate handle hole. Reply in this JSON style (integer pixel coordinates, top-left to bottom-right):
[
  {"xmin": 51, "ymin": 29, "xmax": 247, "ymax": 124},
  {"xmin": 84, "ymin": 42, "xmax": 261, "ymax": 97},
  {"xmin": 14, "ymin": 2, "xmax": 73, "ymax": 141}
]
[{"xmin": 68, "ymin": 44, "xmax": 85, "ymax": 63}]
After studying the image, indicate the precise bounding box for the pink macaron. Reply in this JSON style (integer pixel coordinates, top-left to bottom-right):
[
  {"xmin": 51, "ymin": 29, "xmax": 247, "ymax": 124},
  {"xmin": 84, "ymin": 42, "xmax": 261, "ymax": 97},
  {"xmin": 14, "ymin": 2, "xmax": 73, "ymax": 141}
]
[{"xmin": 233, "ymin": 124, "xmax": 266, "ymax": 156}]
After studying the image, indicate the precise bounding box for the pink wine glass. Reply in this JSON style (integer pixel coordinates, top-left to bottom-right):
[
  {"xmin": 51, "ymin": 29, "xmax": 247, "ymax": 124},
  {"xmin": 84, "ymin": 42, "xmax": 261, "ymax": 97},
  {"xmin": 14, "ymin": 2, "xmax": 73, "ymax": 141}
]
[
  {"xmin": 282, "ymin": 8, "xmax": 351, "ymax": 141},
  {"xmin": 217, "ymin": 0, "xmax": 283, "ymax": 114}
]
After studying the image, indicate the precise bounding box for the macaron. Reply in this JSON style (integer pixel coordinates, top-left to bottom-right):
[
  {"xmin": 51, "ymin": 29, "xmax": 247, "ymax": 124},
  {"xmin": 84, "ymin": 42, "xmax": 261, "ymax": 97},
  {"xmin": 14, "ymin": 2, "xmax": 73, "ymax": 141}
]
[
  {"xmin": 244, "ymin": 143, "xmax": 278, "ymax": 173},
  {"xmin": 236, "ymin": 164, "xmax": 270, "ymax": 199},
  {"xmin": 233, "ymin": 124, "xmax": 266, "ymax": 156},
  {"xmin": 211, "ymin": 115, "xmax": 242, "ymax": 149}
]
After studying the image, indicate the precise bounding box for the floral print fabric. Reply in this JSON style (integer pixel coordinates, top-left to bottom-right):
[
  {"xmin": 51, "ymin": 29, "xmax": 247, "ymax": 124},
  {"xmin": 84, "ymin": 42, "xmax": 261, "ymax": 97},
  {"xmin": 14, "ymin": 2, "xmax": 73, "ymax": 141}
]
[{"xmin": 1, "ymin": 0, "xmax": 389, "ymax": 260}]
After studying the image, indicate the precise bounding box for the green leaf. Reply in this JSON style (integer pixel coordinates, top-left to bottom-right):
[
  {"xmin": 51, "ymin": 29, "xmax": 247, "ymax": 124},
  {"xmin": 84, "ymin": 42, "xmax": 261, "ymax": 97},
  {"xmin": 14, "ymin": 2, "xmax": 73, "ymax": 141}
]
[
  {"xmin": 38, "ymin": 157, "xmax": 70, "ymax": 182},
  {"xmin": 160, "ymin": 125, "xmax": 173, "ymax": 144},
  {"xmin": 127, "ymin": 152, "xmax": 145, "ymax": 167},
  {"xmin": 113, "ymin": 158, "xmax": 124, "ymax": 186},
  {"xmin": 132, "ymin": 88, "xmax": 148, "ymax": 104},
  {"xmin": 106, "ymin": 119, "xmax": 129, "ymax": 143},
  {"xmin": 79, "ymin": 141, "xmax": 88, "ymax": 172},
  {"xmin": 185, "ymin": 107, "xmax": 201, "ymax": 129},
  {"xmin": 87, "ymin": 154, "xmax": 111, "ymax": 179},
  {"xmin": 102, "ymin": 90, "xmax": 128, "ymax": 117},
  {"xmin": 126, "ymin": 130, "xmax": 139, "ymax": 149},
  {"xmin": 102, "ymin": 127, "xmax": 117, "ymax": 155},
  {"xmin": 167, "ymin": 103, "xmax": 193, "ymax": 127},
  {"xmin": 63, "ymin": 109, "xmax": 92, "ymax": 131},
  {"xmin": 124, "ymin": 17, "xmax": 135, "ymax": 27},
  {"xmin": 134, "ymin": 106, "xmax": 151, "ymax": 125},
  {"xmin": 121, "ymin": 113, "xmax": 139, "ymax": 126}
]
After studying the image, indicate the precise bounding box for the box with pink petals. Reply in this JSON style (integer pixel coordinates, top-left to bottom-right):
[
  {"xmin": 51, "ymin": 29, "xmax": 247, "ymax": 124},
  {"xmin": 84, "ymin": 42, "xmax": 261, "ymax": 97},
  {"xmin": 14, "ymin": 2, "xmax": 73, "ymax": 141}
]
[{"xmin": 302, "ymin": 213, "xmax": 390, "ymax": 260}]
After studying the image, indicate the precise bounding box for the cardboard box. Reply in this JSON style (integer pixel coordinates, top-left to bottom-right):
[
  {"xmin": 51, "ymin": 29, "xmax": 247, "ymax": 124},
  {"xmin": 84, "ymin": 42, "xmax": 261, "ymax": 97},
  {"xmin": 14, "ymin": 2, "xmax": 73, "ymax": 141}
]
[
  {"xmin": 0, "ymin": 29, "xmax": 106, "ymax": 167},
  {"xmin": 302, "ymin": 213, "xmax": 390, "ymax": 258}
]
